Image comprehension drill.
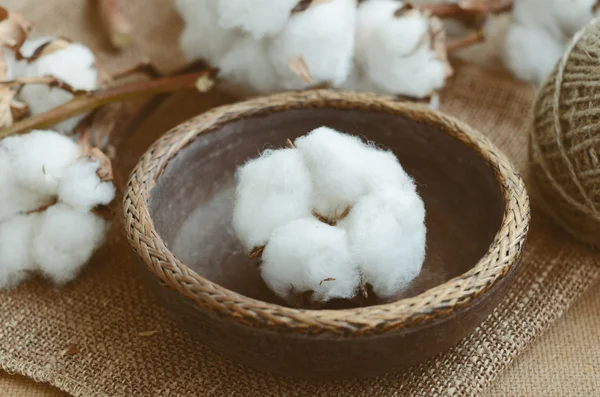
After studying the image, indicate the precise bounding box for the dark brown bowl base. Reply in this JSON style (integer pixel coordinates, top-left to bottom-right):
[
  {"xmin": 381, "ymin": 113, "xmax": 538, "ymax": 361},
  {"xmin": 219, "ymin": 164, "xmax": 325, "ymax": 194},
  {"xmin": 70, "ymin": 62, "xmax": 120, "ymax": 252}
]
[{"xmin": 144, "ymin": 107, "xmax": 509, "ymax": 379}]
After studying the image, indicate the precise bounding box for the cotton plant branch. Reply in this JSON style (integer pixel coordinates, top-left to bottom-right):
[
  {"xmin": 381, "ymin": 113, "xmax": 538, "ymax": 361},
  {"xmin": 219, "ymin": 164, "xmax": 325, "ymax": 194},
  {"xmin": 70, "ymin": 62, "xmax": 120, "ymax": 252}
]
[{"xmin": 0, "ymin": 68, "xmax": 218, "ymax": 138}]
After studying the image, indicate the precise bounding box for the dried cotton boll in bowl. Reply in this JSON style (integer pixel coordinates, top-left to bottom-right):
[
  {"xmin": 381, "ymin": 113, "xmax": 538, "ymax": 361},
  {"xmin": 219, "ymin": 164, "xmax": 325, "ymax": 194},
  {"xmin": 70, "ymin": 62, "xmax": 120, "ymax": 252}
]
[
  {"xmin": 502, "ymin": 0, "xmax": 599, "ymax": 85},
  {"xmin": 529, "ymin": 18, "xmax": 600, "ymax": 247},
  {"xmin": 0, "ymin": 129, "xmax": 116, "ymax": 289},
  {"xmin": 346, "ymin": 0, "xmax": 451, "ymax": 101},
  {"xmin": 232, "ymin": 127, "xmax": 426, "ymax": 308}
]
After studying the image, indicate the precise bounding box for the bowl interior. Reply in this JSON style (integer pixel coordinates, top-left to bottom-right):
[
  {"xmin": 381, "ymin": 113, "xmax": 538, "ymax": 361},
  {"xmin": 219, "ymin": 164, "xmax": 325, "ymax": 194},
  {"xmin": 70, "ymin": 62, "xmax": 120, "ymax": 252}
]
[{"xmin": 149, "ymin": 108, "xmax": 505, "ymax": 307}]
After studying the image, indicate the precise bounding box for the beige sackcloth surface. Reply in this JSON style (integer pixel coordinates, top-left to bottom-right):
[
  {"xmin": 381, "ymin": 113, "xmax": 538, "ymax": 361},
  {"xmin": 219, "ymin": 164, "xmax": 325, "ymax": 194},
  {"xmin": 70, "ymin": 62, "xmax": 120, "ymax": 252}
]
[{"xmin": 1, "ymin": 1, "xmax": 599, "ymax": 396}]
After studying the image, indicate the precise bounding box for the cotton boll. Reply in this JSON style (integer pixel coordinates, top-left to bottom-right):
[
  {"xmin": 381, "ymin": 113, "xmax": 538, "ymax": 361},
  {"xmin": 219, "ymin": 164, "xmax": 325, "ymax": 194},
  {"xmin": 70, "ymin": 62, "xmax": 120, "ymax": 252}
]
[
  {"xmin": 218, "ymin": 36, "xmax": 281, "ymax": 96},
  {"xmin": 216, "ymin": 0, "xmax": 299, "ymax": 39},
  {"xmin": 176, "ymin": 0, "xmax": 238, "ymax": 64},
  {"xmin": 18, "ymin": 42, "xmax": 98, "ymax": 132},
  {"xmin": 1, "ymin": 130, "xmax": 81, "ymax": 195},
  {"xmin": 364, "ymin": 146, "xmax": 415, "ymax": 191},
  {"xmin": 351, "ymin": 0, "xmax": 448, "ymax": 98},
  {"xmin": 58, "ymin": 158, "xmax": 116, "ymax": 211},
  {"xmin": 268, "ymin": 0, "xmax": 356, "ymax": 90},
  {"xmin": 342, "ymin": 188, "xmax": 426, "ymax": 299},
  {"xmin": 503, "ymin": 24, "xmax": 564, "ymax": 86},
  {"xmin": 33, "ymin": 203, "xmax": 108, "ymax": 285},
  {"xmin": 0, "ymin": 213, "xmax": 40, "ymax": 289},
  {"xmin": 233, "ymin": 148, "xmax": 313, "ymax": 252},
  {"xmin": 261, "ymin": 217, "xmax": 359, "ymax": 304}
]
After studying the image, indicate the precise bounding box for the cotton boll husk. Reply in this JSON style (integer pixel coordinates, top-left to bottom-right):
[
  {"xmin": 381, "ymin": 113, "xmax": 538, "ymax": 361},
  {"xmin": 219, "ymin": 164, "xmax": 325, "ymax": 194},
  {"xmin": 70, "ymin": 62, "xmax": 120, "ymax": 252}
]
[
  {"xmin": 342, "ymin": 187, "xmax": 426, "ymax": 299},
  {"xmin": 0, "ymin": 213, "xmax": 40, "ymax": 289},
  {"xmin": 268, "ymin": 0, "xmax": 356, "ymax": 90},
  {"xmin": 503, "ymin": 24, "xmax": 564, "ymax": 86},
  {"xmin": 216, "ymin": 0, "xmax": 299, "ymax": 39},
  {"xmin": 218, "ymin": 36, "xmax": 281, "ymax": 96},
  {"xmin": 352, "ymin": 0, "xmax": 447, "ymax": 98},
  {"xmin": 1, "ymin": 130, "xmax": 81, "ymax": 195},
  {"xmin": 261, "ymin": 217, "xmax": 359, "ymax": 304},
  {"xmin": 18, "ymin": 41, "xmax": 98, "ymax": 132},
  {"xmin": 233, "ymin": 148, "xmax": 313, "ymax": 252},
  {"xmin": 33, "ymin": 203, "xmax": 108, "ymax": 285},
  {"xmin": 176, "ymin": 0, "xmax": 238, "ymax": 64},
  {"xmin": 58, "ymin": 158, "xmax": 116, "ymax": 211}
]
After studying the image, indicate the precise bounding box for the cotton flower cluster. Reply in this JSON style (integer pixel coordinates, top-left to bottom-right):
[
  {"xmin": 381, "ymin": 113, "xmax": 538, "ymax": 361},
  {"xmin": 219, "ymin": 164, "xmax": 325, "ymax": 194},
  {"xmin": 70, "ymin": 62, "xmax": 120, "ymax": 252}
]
[
  {"xmin": 233, "ymin": 127, "xmax": 426, "ymax": 306},
  {"xmin": 503, "ymin": 0, "xmax": 599, "ymax": 85},
  {"xmin": 0, "ymin": 130, "xmax": 115, "ymax": 289},
  {"xmin": 4, "ymin": 36, "xmax": 98, "ymax": 132},
  {"xmin": 177, "ymin": 0, "xmax": 450, "ymax": 102}
]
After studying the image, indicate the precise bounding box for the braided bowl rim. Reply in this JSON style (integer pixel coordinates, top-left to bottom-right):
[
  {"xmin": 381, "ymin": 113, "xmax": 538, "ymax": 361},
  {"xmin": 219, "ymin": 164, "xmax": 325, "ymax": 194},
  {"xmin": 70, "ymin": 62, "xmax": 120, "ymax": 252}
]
[{"xmin": 123, "ymin": 90, "xmax": 530, "ymax": 337}]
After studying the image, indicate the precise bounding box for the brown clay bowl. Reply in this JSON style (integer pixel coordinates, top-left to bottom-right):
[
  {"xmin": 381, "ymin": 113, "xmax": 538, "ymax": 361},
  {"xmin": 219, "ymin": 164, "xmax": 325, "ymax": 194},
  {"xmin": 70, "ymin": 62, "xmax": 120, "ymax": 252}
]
[{"xmin": 123, "ymin": 90, "xmax": 530, "ymax": 379}]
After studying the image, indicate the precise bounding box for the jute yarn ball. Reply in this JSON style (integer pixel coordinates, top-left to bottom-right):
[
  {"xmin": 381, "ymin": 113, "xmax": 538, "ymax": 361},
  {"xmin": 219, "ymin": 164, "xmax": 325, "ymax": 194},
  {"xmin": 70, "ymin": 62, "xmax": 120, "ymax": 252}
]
[{"xmin": 530, "ymin": 18, "xmax": 600, "ymax": 246}]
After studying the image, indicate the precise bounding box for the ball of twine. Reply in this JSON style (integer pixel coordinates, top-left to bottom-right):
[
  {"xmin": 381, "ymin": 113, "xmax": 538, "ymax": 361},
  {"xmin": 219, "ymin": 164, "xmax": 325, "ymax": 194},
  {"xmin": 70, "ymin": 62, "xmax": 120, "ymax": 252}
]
[{"xmin": 530, "ymin": 18, "xmax": 600, "ymax": 246}]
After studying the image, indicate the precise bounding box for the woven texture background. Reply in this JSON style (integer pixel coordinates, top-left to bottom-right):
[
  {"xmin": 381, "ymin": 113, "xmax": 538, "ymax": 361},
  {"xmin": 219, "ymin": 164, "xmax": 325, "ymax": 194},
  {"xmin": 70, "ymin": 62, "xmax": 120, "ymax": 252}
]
[{"xmin": 0, "ymin": 1, "xmax": 599, "ymax": 396}]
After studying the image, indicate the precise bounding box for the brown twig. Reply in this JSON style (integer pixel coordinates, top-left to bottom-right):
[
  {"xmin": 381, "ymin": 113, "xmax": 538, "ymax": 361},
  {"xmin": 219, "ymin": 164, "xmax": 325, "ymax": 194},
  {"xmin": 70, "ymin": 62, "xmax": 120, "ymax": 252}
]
[
  {"xmin": 1, "ymin": 76, "xmax": 90, "ymax": 96},
  {"xmin": 447, "ymin": 29, "xmax": 486, "ymax": 53},
  {"xmin": 98, "ymin": 0, "xmax": 133, "ymax": 50},
  {"xmin": 0, "ymin": 68, "xmax": 218, "ymax": 138}
]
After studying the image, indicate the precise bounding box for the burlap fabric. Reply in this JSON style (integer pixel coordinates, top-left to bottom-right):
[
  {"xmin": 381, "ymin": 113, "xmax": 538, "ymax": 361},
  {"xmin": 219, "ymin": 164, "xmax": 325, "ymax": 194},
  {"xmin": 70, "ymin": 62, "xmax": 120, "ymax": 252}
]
[{"xmin": 0, "ymin": 1, "xmax": 599, "ymax": 396}]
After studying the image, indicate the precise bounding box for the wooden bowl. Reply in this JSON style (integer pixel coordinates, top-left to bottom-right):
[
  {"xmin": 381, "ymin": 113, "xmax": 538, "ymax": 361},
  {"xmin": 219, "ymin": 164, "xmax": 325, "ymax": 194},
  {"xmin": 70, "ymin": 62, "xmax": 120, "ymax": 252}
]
[{"xmin": 123, "ymin": 90, "xmax": 530, "ymax": 379}]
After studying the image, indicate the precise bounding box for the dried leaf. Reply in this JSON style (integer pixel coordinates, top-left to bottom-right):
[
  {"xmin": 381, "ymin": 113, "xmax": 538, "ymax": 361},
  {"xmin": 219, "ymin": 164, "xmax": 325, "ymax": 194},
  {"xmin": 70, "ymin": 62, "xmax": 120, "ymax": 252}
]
[
  {"xmin": 89, "ymin": 147, "xmax": 114, "ymax": 182},
  {"xmin": 288, "ymin": 57, "xmax": 313, "ymax": 84},
  {"xmin": 0, "ymin": 7, "xmax": 32, "ymax": 54},
  {"xmin": 319, "ymin": 277, "xmax": 336, "ymax": 286},
  {"xmin": 0, "ymin": 86, "xmax": 17, "ymax": 128}
]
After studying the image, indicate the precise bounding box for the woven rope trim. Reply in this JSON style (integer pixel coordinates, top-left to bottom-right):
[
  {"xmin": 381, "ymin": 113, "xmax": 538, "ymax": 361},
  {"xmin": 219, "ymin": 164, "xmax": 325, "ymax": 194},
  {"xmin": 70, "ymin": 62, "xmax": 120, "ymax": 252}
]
[{"xmin": 123, "ymin": 90, "xmax": 530, "ymax": 336}]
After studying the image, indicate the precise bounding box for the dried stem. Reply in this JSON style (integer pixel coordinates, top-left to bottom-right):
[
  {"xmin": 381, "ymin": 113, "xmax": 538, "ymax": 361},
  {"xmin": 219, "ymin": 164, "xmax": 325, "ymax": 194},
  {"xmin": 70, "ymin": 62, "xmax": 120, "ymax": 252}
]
[
  {"xmin": 447, "ymin": 29, "xmax": 485, "ymax": 53},
  {"xmin": 1, "ymin": 76, "xmax": 90, "ymax": 95},
  {"xmin": 0, "ymin": 68, "xmax": 218, "ymax": 138},
  {"xmin": 99, "ymin": 0, "xmax": 133, "ymax": 50}
]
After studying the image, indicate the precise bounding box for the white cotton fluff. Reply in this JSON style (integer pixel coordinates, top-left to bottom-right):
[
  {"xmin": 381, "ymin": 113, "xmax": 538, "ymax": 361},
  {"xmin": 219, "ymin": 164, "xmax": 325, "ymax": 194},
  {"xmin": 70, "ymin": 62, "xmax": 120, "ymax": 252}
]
[
  {"xmin": 234, "ymin": 127, "xmax": 426, "ymax": 304},
  {"xmin": 268, "ymin": 0, "xmax": 356, "ymax": 90},
  {"xmin": 340, "ymin": 188, "xmax": 426, "ymax": 298},
  {"xmin": 218, "ymin": 36, "xmax": 281, "ymax": 96},
  {"xmin": 17, "ymin": 40, "xmax": 98, "ymax": 132},
  {"xmin": 0, "ymin": 214, "xmax": 40, "ymax": 289},
  {"xmin": 176, "ymin": 0, "xmax": 238, "ymax": 64},
  {"xmin": 261, "ymin": 217, "xmax": 359, "ymax": 304},
  {"xmin": 349, "ymin": 0, "xmax": 447, "ymax": 98},
  {"xmin": 0, "ymin": 149, "xmax": 51, "ymax": 222},
  {"xmin": 1, "ymin": 130, "xmax": 81, "ymax": 195},
  {"xmin": 232, "ymin": 148, "xmax": 313, "ymax": 251},
  {"xmin": 33, "ymin": 203, "xmax": 108, "ymax": 285},
  {"xmin": 294, "ymin": 126, "xmax": 413, "ymax": 220},
  {"xmin": 216, "ymin": 0, "xmax": 299, "ymax": 39},
  {"xmin": 58, "ymin": 158, "xmax": 116, "ymax": 211},
  {"xmin": 502, "ymin": 0, "xmax": 598, "ymax": 85}
]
